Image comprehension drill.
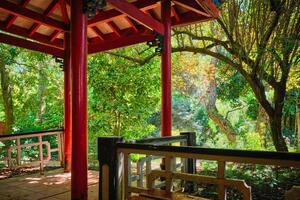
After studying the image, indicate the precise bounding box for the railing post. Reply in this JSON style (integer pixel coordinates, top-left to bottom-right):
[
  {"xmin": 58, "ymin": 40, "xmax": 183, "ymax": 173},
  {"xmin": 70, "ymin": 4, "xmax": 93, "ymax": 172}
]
[
  {"xmin": 180, "ymin": 132, "xmax": 196, "ymax": 192},
  {"xmin": 98, "ymin": 137, "xmax": 123, "ymax": 200},
  {"xmin": 38, "ymin": 135, "xmax": 44, "ymax": 174},
  {"xmin": 16, "ymin": 138, "xmax": 21, "ymax": 166},
  {"xmin": 218, "ymin": 161, "xmax": 226, "ymax": 200}
]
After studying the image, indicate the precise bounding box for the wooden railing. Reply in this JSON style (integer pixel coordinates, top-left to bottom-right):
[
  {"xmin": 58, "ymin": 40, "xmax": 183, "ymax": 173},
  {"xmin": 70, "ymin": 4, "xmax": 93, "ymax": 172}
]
[
  {"xmin": 98, "ymin": 133, "xmax": 300, "ymax": 200},
  {"xmin": 0, "ymin": 129, "xmax": 64, "ymax": 173}
]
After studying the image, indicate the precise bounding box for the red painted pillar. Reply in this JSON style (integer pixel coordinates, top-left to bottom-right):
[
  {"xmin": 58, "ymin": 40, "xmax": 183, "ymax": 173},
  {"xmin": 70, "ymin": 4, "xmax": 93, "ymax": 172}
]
[
  {"xmin": 161, "ymin": 0, "xmax": 172, "ymax": 137},
  {"xmin": 64, "ymin": 32, "xmax": 72, "ymax": 173},
  {"xmin": 70, "ymin": 0, "xmax": 88, "ymax": 199}
]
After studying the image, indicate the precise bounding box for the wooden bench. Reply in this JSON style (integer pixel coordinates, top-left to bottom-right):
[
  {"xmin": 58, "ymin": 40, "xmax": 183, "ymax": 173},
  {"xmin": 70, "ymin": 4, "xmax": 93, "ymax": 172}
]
[{"xmin": 128, "ymin": 189, "xmax": 208, "ymax": 200}]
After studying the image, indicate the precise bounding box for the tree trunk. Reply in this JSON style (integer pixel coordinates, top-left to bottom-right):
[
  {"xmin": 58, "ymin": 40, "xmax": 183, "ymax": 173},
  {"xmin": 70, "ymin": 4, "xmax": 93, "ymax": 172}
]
[
  {"xmin": 296, "ymin": 101, "xmax": 300, "ymax": 152},
  {"xmin": 37, "ymin": 69, "xmax": 46, "ymax": 123},
  {"xmin": 207, "ymin": 105, "xmax": 237, "ymax": 144},
  {"xmin": 256, "ymin": 105, "xmax": 268, "ymax": 149},
  {"xmin": 0, "ymin": 59, "xmax": 14, "ymax": 133},
  {"xmin": 269, "ymin": 115, "xmax": 288, "ymax": 152}
]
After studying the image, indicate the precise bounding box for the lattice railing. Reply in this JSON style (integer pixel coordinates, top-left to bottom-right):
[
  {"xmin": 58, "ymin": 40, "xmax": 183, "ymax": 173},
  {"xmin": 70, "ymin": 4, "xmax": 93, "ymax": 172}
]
[{"xmin": 0, "ymin": 129, "xmax": 64, "ymax": 173}]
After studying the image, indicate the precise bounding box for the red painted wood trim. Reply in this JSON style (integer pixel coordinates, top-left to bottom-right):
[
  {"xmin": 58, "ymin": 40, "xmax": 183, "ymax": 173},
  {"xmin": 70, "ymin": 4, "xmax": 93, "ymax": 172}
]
[
  {"xmin": 195, "ymin": 0, "xmax": 220, "ymax": 18},
  {"xmin": 107, "ymin": 21, "xmax": 121, "ymax": 37},
  {"xmin": 50, "ymin": 30, "xmax": 61, "ymax": 42},
  {"xmin": 63, "ymin": 32, "xmax": 72, "ymax": 173},
  {"xmin": 0, "ymin": 0, "xmax": 67, "ymax": 31},
  {"xmin": 173, "ymin": 0, "xmax": 211, "ymax": 17},
  {"xmin": 171, "ymin": 6, "xmax": 180, "ymax": 22},
  {"xmin": 0, "ymin": 32, "xmax": 64, "ymax": 57},
  {"xmin": 0, "ymin": 23, "xmax": 64, "ymax": 49},
  {"xmin": 70, "ymin": 0, "xmax": 88, "ymax": 199},
  {"xmin": 173, "ymin": 11, "xmax": 212, "ymax": 27},
  {"xmin": 4, "ymin": 0, "xmax": 31, "ymax": 29},
  {"xmin": 124, "ymin": 16, "xmax": 139, "ymax": 32},
  {"xmin": 91, "ymin": 26, "xmax": 105, "ymax": 40},
  {"xmin": 161, "ymin": 0, "xmax": 172, "ymax": 137},
  {"xmin": 29, "ymin": 0, "xmax": 60, "ymax": 36},
  {"xmin": 59, "ymin": 0, "xmax": 70, "ymax": 24},
  {"xmin": 88, "ymin": 32, "xmax": 155, "ymax": 53},
  {"xmin": 88, "ymin": 0, "xmax": 160, "ymax": 27},
  {"xmin": 107, "ymin": 0, "xmax": 164, "ymax": 35}
]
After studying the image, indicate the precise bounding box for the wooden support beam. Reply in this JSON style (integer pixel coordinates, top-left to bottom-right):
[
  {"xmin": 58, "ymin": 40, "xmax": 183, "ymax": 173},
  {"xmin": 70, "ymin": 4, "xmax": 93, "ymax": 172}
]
[
  {"xmin": 161, "ymin": 0, "xmax": 172, "ymax": 136},
  {"xmin": 172, "ymin": 11, "xmax": 212, "ymax": 27},
  {"xmin": 0, "ymin": 23, "xmax": 64, "ymax": 49},
  {"xmin": 91, "ymin": 26, "xmax": 105, "ymax": 40},
  {"xmin": 29, "ymin": 0, "xmax": 60, "ymax": 36},
  {"xmin": 59, "ymin": 0, "xmax": 70, "ymax": 24},
  {"xmin": 124, "ymin": 16, "xmax": 139, "ymax": 32},
  {"xmin": 50, "ymin": 30, "xmax": 61, "ymax": 42},
  {"xmin": 0, "ymin": 32, "xmax": 64, "ymax": 58},
  {"xmin": 171, "ymin": 6, "xmax": 180, "ymax": 22},
  {"xmin": 173, "ymin": 0, "xmax": 211, "ymax": 17},
  {"xmin": 0, "ymin": 0, "xmax": 67, "ymax": 31},
  {"xmin": 88, "ymin": 0, "xmax": 159, "ymax": 27},
  {"xmin": 4, "ymin": 0, "xmax": 31, "ymax": 29},
  {"xmin": 194, "ymin": 0, "xmax": 220, "ymax": 18},
  {"xmin": 107, "ymin": 0, "xmax": 164, "ymax": 35},
  {"xmin": 88, "ymin": 32, "xmax": 155, "ymax": 54},
  {"xmin": 70, "ymin": 0, "xmax": 88, "ymax": 199},
  {"xmin": 107, "ymin": 21, "xmax": 121, "ymax": 37}
]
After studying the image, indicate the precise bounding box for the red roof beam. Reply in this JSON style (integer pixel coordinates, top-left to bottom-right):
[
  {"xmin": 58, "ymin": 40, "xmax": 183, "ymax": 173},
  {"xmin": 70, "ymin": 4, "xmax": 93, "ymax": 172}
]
[
  {"xmin": 124, "ymin": 17, "xmax": 138, "ymax": 32},
  {"xmin": 0, "ymin": 23, "xmax": 64, "ymax": 49},
  {"xmin": 0, "ymin": 0, "xmax": 67, "ymax": 32},
  {"xmin": 88, "ymin": 32, "xmax": 155, "ymax": 54},
  {"xmin": 59, "ymin": 0, "xmax": 70, "ymax": 24},
  {"xmin": 171, "ymin": 6, "xmax": 180, "ymax": 22},
  {"xmin": 107, "ymin": 0, "xmax": 164, "ymax": 35},
  {"xmin": 5, "ymin": 0, "xmax": 31, "ymax": 29},
  {"xmin": 0, "ymin": 32, "xmax": 64, "ymax": 58},
  {"xmin": 91, "ymin": 26, "xmax": 105, "ymax": 40},
  {"xmin": 107, "ymin": 21, "xmax": 121, "ymax": 37},
  {"xmin": 195, "ymin": 0, "xmax": 220, "ymax": 18},
  {"xmin": 50, "ymin": 30, "xmax": 61, "ymax": 42},
  {"xmin": 173, "ymin": 0, "xmax": 211, "ymax": 17},
  {"xmin": 29, "ymin": 0, "xmax": 60, "ymax": 36}
]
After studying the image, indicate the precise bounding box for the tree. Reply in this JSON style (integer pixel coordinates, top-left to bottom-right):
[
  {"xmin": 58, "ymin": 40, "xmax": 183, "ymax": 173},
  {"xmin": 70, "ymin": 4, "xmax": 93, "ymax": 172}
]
[
  {"xmin": 0, "ymin": 44, "xmax": 19, "ymax": 133},
  {"xmin": 88, "ymin": 47, "xmax": 161, "ymax": 140},
  {"xmin": 172, "ymin": 0, "xmax": 300, "ymax": 151}
]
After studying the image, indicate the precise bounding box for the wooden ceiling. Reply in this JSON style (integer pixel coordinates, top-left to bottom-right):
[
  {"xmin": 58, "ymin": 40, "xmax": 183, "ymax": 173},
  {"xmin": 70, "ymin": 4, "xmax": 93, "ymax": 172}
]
[{"xmin": 0, "ymin": 0, "xmax": 219, "ymax": 57}]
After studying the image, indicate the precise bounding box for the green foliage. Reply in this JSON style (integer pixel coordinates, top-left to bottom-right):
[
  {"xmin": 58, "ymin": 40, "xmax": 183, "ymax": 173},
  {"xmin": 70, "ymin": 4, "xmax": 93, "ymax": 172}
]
[{"xmin": 88, "ymin": 47, "xmax": 160, "ymax": 142}]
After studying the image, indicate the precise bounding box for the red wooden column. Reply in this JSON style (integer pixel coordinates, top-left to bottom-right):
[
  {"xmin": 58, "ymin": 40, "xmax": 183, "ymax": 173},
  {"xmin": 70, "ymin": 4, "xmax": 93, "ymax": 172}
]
[
  {"xmin": 63, "ymin": 32, "xmax": 72, "ymax": 172},
  {"xmin": 161, "ymin": 0, "xmax": 172, "ymax": 137},
  {"xmin": 70, "ymin": 0, "xmax": 88, "ymax": 199}
]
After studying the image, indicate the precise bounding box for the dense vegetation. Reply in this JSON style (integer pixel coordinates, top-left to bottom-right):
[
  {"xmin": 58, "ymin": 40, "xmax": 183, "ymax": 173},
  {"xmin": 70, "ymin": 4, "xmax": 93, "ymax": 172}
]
[
  {"xmin": 0, "ymin": 0, "xmax": 299, "ymax": 199},
  {"xmin": 0, "ymin": 0, "xmax": 299, "ymax": 155}
]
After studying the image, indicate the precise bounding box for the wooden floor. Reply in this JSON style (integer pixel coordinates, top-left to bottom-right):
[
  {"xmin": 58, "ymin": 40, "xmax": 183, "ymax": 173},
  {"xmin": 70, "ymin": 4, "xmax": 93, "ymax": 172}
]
[{"xmin": 0, "ymin": 169, "xmax": 99, "ymax": 200}]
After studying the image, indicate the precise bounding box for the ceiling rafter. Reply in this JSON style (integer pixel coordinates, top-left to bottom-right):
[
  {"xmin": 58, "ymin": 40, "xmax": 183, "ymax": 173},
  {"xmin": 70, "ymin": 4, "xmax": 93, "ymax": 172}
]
[
  {"xmin": 88, "ymin": 0, "xmax": 159, "ymax": 27},
  {"xmin": 91, "ymin": 26, "xmax": 105, "ymax": 40},
  {"xmin": 106, "ymin": 0, "xmax": 164, "ymax": 35},
  {"xmin": 5, "ymin": 0, "xmax": 31, "ymax": 29},
  {"xmin": 124, "ymin": 17, "xmax": 138, "ymax": 32},
  {"xmin": 0, "ymin": 0, "xmax": 67, "ymax": 31},
  {"xmin": 171, "ymin": 6, "xmax": 180, "ymax": 22},
  {"xmin": 0, "ymin": 32, "xmax": 64, "ymax": 58},
  {"xmin": 89, "ymin": 30, "xmax": 155, "ymax": 54},
  {"xmin": 107, "ymin": 21, "xmax": 121, "ymax": 37},
  {"xmin": 173, "ymin": 0, "xmax": 211, "ymax": 17},
  {"xmin": 29, "ymin": 0, "xmax": 61, "ymax": 37},
  {"xmin": 0, "ymin": 23, "xmax": 64, "ymax": 49},
  {"xmin": 59, "ymin": 0, "xmax": 70, "ymax": 24}
]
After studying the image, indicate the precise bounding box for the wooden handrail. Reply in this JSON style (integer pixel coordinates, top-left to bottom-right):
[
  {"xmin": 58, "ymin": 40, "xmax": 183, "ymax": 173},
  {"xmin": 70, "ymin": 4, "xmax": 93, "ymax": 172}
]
[
  {"xmin": 0, "ymin": 129, "xmax": 64, "ymax": 139},
  {"xmin": 0, "ymin": 129, "xmax": 64, "ymax": 173}
]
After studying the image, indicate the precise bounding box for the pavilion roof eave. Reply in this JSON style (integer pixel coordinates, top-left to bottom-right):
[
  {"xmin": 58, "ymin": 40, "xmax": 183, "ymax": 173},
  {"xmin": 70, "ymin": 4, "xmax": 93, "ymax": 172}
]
[{"xmin": 0, "ymin": 0, "xmax": 220, "ymax": 56}]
